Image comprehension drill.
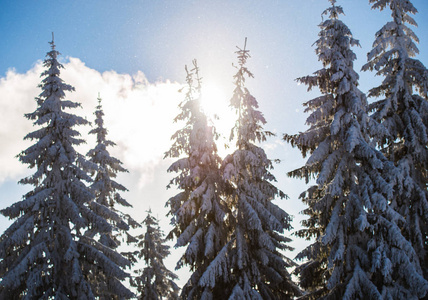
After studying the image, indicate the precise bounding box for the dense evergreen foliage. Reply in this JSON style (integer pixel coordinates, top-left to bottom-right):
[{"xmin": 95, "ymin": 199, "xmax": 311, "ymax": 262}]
[
  {"xmin": 86, "ymin": 95, "xmax": 140, "ymax": 298},
  {"xmin": 362, "ymin": 0, "xmax": 428, "ymax": 280},
  {"xmin": 0, "ymin": 40, "xmax": 133, "ymax": 299},
  {"xmin": 132, "ymin": 210, "xmax": 179, "ymax": 300},
  {"xmin": 220, "ymin": 40, "xmax": 300, "ymax": 299},
  {"xmin": 1, "ymin": 1, "xmax": 428, "ymax": 298},
  {"xmin": 165, "ymin": 60, "xmax": 230, "ymax": 299},
  {"xmin": 285, "ymin": 1, "xmax": 427, "ymax": 298}
]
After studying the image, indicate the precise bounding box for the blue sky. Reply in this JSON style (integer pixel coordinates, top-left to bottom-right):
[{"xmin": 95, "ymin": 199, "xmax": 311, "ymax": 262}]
[
  {"xmin": 4, "ymin": 1, "xmax": 426, "ymax": 81},
  {"xmin": 1, "ymin": 0, "xmax": 428, "ymax": 286}
]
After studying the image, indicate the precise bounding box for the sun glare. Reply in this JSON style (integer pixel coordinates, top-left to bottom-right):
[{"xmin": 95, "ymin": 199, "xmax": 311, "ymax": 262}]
[
  {"xmin": 199, "ymin": 82, "xmax": 236, "ymax": 153},
  {"xmin": 200, "ymin": 83, "xmax": 228, "ymax": 117},
  {"xmin": 200, "ymin": 83, "xmax": 234, "ymax": 125}
]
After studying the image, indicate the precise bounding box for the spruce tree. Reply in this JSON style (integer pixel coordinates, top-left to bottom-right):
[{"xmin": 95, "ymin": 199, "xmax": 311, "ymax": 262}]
[
  {"xmin": 0, "ymin": 39, "xmax": 133, "ymax": 299},
  {"xmin": 165, "ymin": 60, "xmax": 230, "ymax": 299},
  {"xmin": 362, "ymin": 0, "xmax": 428, "ymax": 279},
  {"xmin": 87, "ymin": 94, "xmax": 139, "ymax": 245},
  {"xmin": 218, "ymin": 39, "xmax": 300, "ymax": 299},
  {"xmin": 85, "ymin": 94, "xmax": 139, "ymax": 298},
  {"xmin": 132, "ymin": 210, "xmax": 179, "ymax": 300},
  {"xmin": 285, "ymin": 1, "xmax": 427, "ymax": 298}
]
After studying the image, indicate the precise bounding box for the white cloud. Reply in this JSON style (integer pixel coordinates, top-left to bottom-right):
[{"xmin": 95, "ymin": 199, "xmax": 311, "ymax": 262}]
[
  {"xmin": 0, "ymin": 57, "xmax": 185, "ymax": 238},
  {"xmin": 0, "ymin": 65, "xmax": 43, "ymax": 182},
  {"xmin": 0, "ymin": 57, "xmax": 192, "ymax": 286},
  {"xmin": 0, "ymin": 57, "xmax": 183, "ymax": 188}
]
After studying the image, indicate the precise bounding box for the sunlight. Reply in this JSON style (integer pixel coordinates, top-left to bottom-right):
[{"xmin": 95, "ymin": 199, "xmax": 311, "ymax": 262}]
[
  {"xmin": 199, "ymin": 82, "xmax": 236, "ymax": 154},
  {"xmin": 199, "ymin": 82, "xmax": 228, "ymax": 118}
]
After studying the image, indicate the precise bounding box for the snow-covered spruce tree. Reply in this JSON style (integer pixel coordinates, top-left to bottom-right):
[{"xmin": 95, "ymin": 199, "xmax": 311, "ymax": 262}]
[
  {"xmin": 0, "ymin": 39, "xmax": 133, "ymax": 299},
  {"xmin": 85, "ymin": 94, "xmax": 139, "ymax": 298},
  {"xmin": 284, "ymin": 2, "xmax": 428, "ymax": 299},
  {"xmin": 165, "ymin": 60, "xmax": 230, "ymax": 299},
  {"xmin": 87, "ymin": 94, "xmax": 139, "ymax": 246},
  {"xmin": 216, "ymin": 39, "xmax": 300, "ymax": 299},
  {"xmin": 132, "ymin": 210, "xmax": 179, "ymax": 300},
  {"xmin": 362, "ymin": 0, "xmax": 428, "ymax": 279}
]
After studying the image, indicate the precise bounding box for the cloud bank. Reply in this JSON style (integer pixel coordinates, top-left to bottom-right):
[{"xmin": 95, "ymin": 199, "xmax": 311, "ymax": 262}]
[
  {"xmin": 0, "ymin": 57, "xmax": 194, "ymax": 285},
  {"xmin": 0, "ymin": 57, "xmax": 182, "ymax": 187}
]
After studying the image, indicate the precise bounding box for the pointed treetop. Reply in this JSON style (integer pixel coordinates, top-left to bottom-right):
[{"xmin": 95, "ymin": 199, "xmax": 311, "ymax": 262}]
[
  {"xmin": 235, "ymin": 37, "xmax": 250, "ymax": 67},
  {"xmin": 322, "ymin": 0, "xmax": 343, "ymax": 20},
  {"xmin": 49, "ymin": 32, "xmax": 55, "ymax": 50},
  {"xmin": 191, "ymin": 59, "xmax": 202, "ymax": 91},
  {"xmin": 97, "ymin": 92, "xmax": 102, "ymax": 105}
]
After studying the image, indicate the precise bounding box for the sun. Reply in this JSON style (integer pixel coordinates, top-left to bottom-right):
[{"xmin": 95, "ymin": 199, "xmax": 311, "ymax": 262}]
[
  {"xmin": 199, "ymin": 82, "xmax": 228, "ymax": 117},
  {"xmin": 199, "ymin": 82, "xmax": 236, "ymax": 152}
]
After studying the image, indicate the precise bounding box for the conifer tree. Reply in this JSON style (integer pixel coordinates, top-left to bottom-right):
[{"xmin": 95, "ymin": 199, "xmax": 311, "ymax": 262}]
[
  {"xmin": 165, "ymin": 60, "xmax": 230, "ymax": 299},
  {"xmin": 87, "ymin": 94, "xmax": 139, "ymax": 245},
  {"xmin": 86, "ymin": 94, "xmax": 139, "ymax": 298},
  {"xmin": 0, "ymin": 38, "xmax": 133, "ymax": 299},
  {"xmin": 132, "ymin": 210, "xmax": 179, "ymax": 300},
  {"xmin": 285, "ymin": 2, "xmax": 427, "ymax": 298},
  {"xmin": 218, "ymin": 39, "xmax": 300, "ymax": 299},
  {"xmin": 362, "ymin": 0, "xmax": 428, "ymax": 278}
]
